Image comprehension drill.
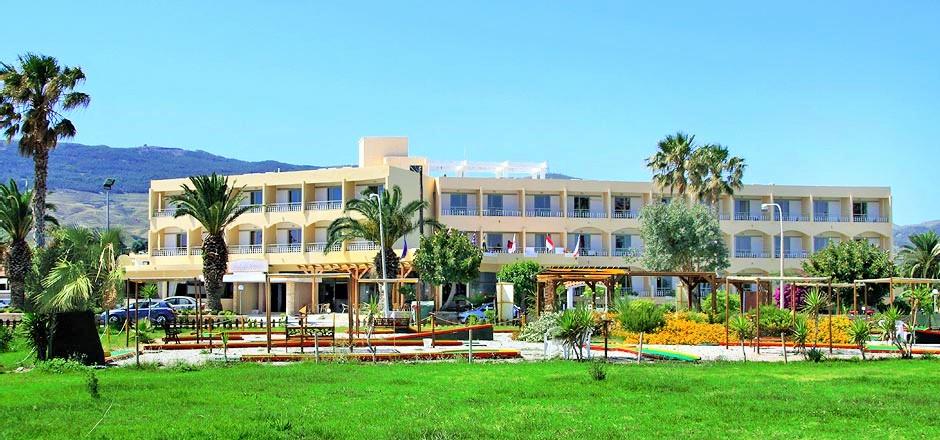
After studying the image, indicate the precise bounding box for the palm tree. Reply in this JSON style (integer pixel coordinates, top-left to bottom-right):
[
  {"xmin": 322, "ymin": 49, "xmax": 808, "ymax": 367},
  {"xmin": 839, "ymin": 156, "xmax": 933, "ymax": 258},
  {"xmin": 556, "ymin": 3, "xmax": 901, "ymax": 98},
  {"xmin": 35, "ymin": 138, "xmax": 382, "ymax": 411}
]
[
  {"xmin": 689, "ymin": 144, "xmax": 746, "ymax": 206},
  {"xmin": 0, "ymin": 53, "xmax": 90, "ymax": 248},
  {"xmin": 325, "ymin": 186, "xmax": 439, "ymax": 280},
  {"xmin": 646, "ymin": 132, "xmax": 696, "ymax": 196},
  {"xmin": 897, "ymin": 231, "xmax": 940, "ymax": 278},
  {"xmin": 38, "ymin": 226, "xmax": 125, "ymax": 313},
  {"xmin": 728, "ymin": 314, "xmax": 754, "ymax": 361},
  {"xmin": 0, "ymin": 179, "xmax": 56, "ymax": 309},
  {"xmin": 168, "ymin": 174, "xmax": 250, "ymax": 311}
]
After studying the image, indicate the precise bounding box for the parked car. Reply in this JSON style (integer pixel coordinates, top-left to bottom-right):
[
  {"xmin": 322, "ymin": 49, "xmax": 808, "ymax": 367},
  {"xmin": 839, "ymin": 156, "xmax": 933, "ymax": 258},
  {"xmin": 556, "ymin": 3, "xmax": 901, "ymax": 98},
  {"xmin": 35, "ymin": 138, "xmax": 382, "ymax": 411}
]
[
  {"xmin": 163, "ymin": 296, "xmax": 200, "ymax": 310},
  {"xmin": 101, "ymin": 300, "xmax": 176, "ymax": 325},
  {"xmin": 458, "ymin": 302, "xmax": 522, "ymax": 323}
]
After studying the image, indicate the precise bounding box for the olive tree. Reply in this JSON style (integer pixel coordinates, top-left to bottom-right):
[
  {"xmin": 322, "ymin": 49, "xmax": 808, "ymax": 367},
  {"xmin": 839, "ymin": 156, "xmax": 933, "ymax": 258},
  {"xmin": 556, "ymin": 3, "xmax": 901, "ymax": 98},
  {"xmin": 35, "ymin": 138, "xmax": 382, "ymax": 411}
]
[{"xmin": 413, "ymin": 228, "xmax": 483, "ymax": 310}]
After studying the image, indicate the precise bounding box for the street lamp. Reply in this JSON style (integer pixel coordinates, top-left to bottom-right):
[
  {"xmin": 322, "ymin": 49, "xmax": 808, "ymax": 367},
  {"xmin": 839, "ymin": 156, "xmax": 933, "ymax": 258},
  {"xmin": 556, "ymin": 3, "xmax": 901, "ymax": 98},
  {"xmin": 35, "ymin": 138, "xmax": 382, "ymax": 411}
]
[
  {"xmin": 761, "ymin": 203, "xmax": 784, "ymax": 308},
  {"xmin": 103, "ymin": 178, "xmax": 116, "ymax": 231},
  {"xmin": 369, "ymin": 192, "xmax": 389, "ymax": 314}
]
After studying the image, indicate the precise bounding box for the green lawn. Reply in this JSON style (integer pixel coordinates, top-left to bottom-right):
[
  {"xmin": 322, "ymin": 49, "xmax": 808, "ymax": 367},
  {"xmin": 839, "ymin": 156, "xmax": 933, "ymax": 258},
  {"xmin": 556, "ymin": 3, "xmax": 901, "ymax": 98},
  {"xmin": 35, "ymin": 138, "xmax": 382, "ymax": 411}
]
[{"xmin": 1, "ymin": 354, "xmax": 937, "ymax": 439}]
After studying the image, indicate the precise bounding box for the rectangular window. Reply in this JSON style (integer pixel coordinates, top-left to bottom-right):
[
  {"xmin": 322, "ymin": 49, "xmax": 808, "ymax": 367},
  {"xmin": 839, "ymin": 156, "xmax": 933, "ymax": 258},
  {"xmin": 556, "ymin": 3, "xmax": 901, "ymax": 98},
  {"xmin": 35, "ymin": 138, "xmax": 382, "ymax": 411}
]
[
  {"xmin": 614, "ymin": 196, "xmax": 631, "ymax": 212},
  {"xmin": 326, "ymin": 186, "xmax": 342, "ymax": 201},
  {"xmin": 533, "ymin": 195, "xmax": 551, "ymax": 210},
  {"xmin": 814, "ymin": 200, "xmax": 829, "ymax": 217},
  {"xmin": 615, "ymin": 235, "xmax": 631, "ymax": 249},
  {"xmin": 288, "ymin": 229, "xmax": 301, "ymax": 244},
  {"xmin": 176, "ymin": 234, "xmax": 188, "ymax": 248},
  {"xmin": 735, "ymin": 199, "xmax": 750, "ymax": 216},
  {"xmin": 288, "ymin": 189, "xmax": 302, "ymax": 204},
  {"xmin": 735, "ymin": 236, "xmax": 751, "ymax": 252},
  {"xmin": 485, "ymin": 233, "xmax": 503, "ymax": 250},
  {"xmin": 249, "ymin": 230, "xmax": 262, "ymax": 245},
  {"xmin": 487, "ymin": 195, "xmax": 503, "ymax": 210},
  {"xmin": 450, "ymin": 193, "xmax": 468, "ymax": 209},
  {"xmin": 573, "ymin": 196, "xmax": 590, "ymax": 211},
  {"xmin": 248, "ymin": 190, "xmax": 263, "ymax": 205},
  {"xmin": 814, "ymin": 237, "xmax": 830, "ymax": 251}
]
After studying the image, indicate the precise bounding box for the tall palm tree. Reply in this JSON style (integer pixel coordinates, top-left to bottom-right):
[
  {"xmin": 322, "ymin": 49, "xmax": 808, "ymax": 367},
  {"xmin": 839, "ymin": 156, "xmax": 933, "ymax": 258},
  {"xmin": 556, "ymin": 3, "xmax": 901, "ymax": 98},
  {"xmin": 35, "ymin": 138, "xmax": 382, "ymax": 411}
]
[
  {"xmin": 897, "ymin": 231, "xmax": 940, "ymax": 278},
  {"xmin": 0, "ymin": 179, "xmax": 56, "ymax": 309},
  {"xmin": 646, "ymin": 132, "xmax": 696, "ymax": 196},
  {"xmin": 325, "ymin": 185, "xmax": 439, "ymax": 279},
  {"xmin": 0, "ymin": 53, "xmax": 89, "ymax": 248},
  {"xmin": 689, "ymin": 144, "xmax": 746, "ymax": 206},
  {"xmin": 168, "ymin": 174, "xmax": 250, "ymax": 311}
]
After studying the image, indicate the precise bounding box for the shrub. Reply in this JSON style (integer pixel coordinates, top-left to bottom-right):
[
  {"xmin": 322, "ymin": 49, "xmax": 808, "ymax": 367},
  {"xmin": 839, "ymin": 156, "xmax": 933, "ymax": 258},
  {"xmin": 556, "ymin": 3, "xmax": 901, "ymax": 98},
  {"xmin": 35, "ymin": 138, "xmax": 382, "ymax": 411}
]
[
  {"xmin": 773, "ymin": 285, "xmax": 808, "ymax": 310},
  {"xmin": 517, "ymin": 312, "xmax": 562, "ymax": 342},
  {"xmin": 34, "ymin": 358, "xmax": 88, "ymax": 374},
  {"xmin": 0, "ymin": 326, "xmax": 13, "ymax": 352},
  {"xmin": 588, "ymin": 360, "xmax": 607, "ymax": 381},
  {"xmin": 806, "ymin": 348, "xmax": 825, "ymax": 363},
  {"xmin": 557, "ymin": 307, "xmax": 594, "ymax": 361},
  {"xmin": 749, "ymin": 306, "xmax": 793, "ymax": 336},
  {"xmin": 86, "ymin": 371, "xmax": 100, "ymax": 399},
  {"xmin": 701, "ymin": 289, "xmax": 741, "ymax": 324}
]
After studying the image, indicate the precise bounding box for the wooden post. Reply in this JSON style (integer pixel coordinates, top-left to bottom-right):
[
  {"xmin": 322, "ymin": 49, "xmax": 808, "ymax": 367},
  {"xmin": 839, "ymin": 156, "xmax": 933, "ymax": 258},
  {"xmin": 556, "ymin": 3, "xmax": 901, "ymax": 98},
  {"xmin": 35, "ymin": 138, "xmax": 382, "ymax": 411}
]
[
  {"xmin": 710, "ymin": 276, "xmax": 717, "ymax": 316},
  {"xmin": 134, "ymin": 282, "xmax": 140, "ymax": 367},
  {"xmin": 755, "ymin": 278, "xmax": 761, "ymax": 355},
  {"xmin": 889, "ymin": 279, "xmax": 895, "ymax": 305},
  {"xmin": 724, "ymin": 278, "xmax": 730, "ymax": 348},
  {"xmin": 265, "ymin": 275, "xmax": 272, "ymax": 354},
  {"xmin": 348, "ymin": 271, "xmax": 357, "ymax": 349},
  {"xmin": 125, "ymin": 283, "xmax": 131, "ymax": 347},
  {"xmin": 853, "ymin": 283, "xmax": 858, "ymax": 314},
  {"xmin": 828, "ymin": 280, "xmax": 834, "ymax": 354}
]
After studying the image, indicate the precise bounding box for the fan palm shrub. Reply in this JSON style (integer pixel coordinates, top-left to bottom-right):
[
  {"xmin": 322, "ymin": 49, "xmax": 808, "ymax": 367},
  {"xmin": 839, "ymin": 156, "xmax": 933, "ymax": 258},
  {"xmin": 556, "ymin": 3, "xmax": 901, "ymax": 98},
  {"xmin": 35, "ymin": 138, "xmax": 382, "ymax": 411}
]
[
  {"xmin": 0, "ymin": 53, "xmax": 89, "ymax": 248},
  {"xmin": 0, "ymin": 179, "xmax": 56, "ymax": 309},
  {"xmin": 168, "ymin": 174, "xmax": 251, "ymax": 311},
  {"xmin": 801, "ymin": 288, "xmax": 827, "ymax": 348},
  {"xmin": 614, "ymin": 299, "xmax": 667, "ymax": 363}
]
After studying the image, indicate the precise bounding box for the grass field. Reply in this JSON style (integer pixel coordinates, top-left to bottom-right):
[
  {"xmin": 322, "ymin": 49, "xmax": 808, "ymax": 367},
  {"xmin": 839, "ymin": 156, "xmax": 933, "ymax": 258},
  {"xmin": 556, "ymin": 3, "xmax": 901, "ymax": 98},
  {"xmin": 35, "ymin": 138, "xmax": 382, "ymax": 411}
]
[{"xmin": 1, "ymin": 352, "xmax": 937, "ymax": 439}]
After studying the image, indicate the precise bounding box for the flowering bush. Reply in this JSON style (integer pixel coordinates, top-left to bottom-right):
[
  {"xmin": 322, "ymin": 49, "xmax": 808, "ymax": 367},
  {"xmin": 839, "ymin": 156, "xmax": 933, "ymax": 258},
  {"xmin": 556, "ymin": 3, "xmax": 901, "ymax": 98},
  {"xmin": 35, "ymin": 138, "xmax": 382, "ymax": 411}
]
[
  {"xmin": 773, "ymin": 285, "xmax": 808, "ymax": 310},
  {"xmin": 517, "ymin": 312, "xmax": 562, "ymax": 342},
  {"xmin": 612, "ymin": 312, "xmax": 730, "ymax": 345}
]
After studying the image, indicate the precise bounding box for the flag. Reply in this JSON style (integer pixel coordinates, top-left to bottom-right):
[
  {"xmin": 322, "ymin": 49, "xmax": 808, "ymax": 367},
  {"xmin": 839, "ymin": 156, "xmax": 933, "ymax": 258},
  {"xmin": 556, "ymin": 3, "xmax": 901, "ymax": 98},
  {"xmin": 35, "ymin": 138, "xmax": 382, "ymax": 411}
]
[
  {"xmin": 481, "ymin": 232, "xmax": 488, "ymax": 251},
  {"xmin": 401, "ymin": 237, "xmax": 408, "ymax": 258},
  {"xmin": 507, "ymin": 234, "xmax": 517, "ymax": 253},
  {"xmin": 573, "ymin": 234, "xmax": 582, "ymax": 257},
  {"xmin": 545, "ymin": 234, "xmax": 555, "ymax": 250}
]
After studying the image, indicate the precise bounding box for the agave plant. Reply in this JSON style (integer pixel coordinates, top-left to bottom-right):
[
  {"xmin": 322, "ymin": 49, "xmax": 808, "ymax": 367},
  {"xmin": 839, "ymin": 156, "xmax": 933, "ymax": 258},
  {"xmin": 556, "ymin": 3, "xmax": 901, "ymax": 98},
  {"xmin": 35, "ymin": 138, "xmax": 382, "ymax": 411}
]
[{"xmin": 847, "ymin": 318, "xmax": 871, "ymax": 360}]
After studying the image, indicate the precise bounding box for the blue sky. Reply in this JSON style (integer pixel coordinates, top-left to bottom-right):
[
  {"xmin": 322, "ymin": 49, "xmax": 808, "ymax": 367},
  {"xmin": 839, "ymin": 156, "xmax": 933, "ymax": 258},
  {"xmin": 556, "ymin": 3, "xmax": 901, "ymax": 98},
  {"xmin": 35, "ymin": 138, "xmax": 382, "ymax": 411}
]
[{"xmin": 1, "ymin": 2, "xmax": 937, "ymax": 224}]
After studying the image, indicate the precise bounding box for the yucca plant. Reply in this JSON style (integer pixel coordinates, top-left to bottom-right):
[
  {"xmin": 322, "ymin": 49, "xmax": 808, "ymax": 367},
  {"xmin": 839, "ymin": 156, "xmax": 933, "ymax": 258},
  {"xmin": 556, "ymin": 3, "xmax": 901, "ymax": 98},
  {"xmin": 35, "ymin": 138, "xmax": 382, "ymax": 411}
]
[
  {"xmin": 557, "ymin": 306, "xmax": 595, "ymax": 361},
  {"xmin": 792, "ymin": 314, "xmax": 810, "ymax": 357},
  {"xmin": 614, "ymin": 299, "xmax": 666, "ymax": 363},
  {"xmin": 801, "ymin": 288, "xmax": 828, "ymax": 348},
  {"xmin": 847, "ymin": 318, "xmax": 871, "ymax": 360},
  {"xmin": 877, "ymin": 307, "xmax": 912, "ymax": 359},
  {"xmin": 728, "ymin": 314, "xmax": 754, "ymax": 361},
  {"xmin": 362, "ymin": 297, "xmax": 380, "ymax": 361}
]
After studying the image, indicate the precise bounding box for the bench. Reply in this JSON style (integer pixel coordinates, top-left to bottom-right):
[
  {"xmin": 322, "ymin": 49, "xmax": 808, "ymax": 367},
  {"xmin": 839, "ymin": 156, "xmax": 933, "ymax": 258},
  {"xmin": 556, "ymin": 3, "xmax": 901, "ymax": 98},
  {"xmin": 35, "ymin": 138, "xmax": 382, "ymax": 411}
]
[
  {"xmin": 161, "ymin": 320, "xmax": 182, "ymax": 344},
  {"xmin": 285, "ymin": 325, "xmax": 335, "ymax": 341},
  {"xmin": 372, "ymin": 317, "xmax": 412, "ymax": 333}
]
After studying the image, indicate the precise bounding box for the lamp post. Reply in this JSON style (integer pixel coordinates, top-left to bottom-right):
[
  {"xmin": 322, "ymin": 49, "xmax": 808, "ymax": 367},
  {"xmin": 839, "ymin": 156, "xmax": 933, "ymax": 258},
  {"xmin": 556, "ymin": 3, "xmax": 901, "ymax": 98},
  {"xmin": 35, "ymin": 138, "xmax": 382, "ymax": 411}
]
[
  {"xmin": 103, "ymin": 178, "xmax": 116, "ymax": 231},
  {"xmin": 409, "ymin": 164, "xmax": 425, "ymax": 330},
  {"xmin": 369, "ymin": 192, "xmax": 389, "ymax": 314},
  {"xmin": 761, "ymin": 203, "xmax": 784, "ymax": 308}
]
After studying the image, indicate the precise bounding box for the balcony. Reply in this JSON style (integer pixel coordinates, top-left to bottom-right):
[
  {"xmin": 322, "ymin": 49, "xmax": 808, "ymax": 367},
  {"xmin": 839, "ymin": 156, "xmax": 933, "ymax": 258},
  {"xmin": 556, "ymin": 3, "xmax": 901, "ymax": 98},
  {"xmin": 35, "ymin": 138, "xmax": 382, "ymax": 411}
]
[
  {"xmin": 654, "ymin": 288, "xmax": 676, "ymax": 297},
  {"xmin": 718, "ymin": 213, "xmax": 732, "ymax": 221},
  {"xmin": 775, "ymin": 250, "xmax": 809, "ymax": 259},
  {"xmin": 153, "ymin": 208, "xmax": 177, "ymax": 218},
  {"xmin": 612, "ymin": 210, "xmax": 640, "ymax": 219},
  {"xmin": 442, "ymin": 207, "xmax": 479, "ymax": 216},
  {"xmin": 734, "ymin": 250, "xmax": 768, "ymax": 258},
  {"xmin": 266, "ymin": 203, "xmax": 303, "ymax": 213},
  {"xmin": 307, "ymin": 200, "xmax": 342, "ymax": 211},
  {"xmin": 482, "ymin": 209, "xmax": 521, "ymax": 217},
  {"xmin": 152, "ymin": 248, "xmax": 188, "ymax": 257},
  {"xmin": 774, "ymin": 214, "xmax": 808, "ymax": 222},
  {"xmin": 189, "ymin": 247, "xmax": 203, "ymax": 256},
  {"xmin": 733, "ymin": 213, "xmax": 768, "ymax": 221},
  {"xmin": 568, "ymin": 209, "xmax": 607, "ymax": 219},
  {"xmin": 526, "ymin": 209, "xmax": 563, "ymax": 218},
  {"xmin": 853, "ymin": 215, "xmax": 889, "ymax": 223},
  {"xmin": 531, "ymin": 247, "xmax": 556, "ymax": 254},
  {"xmin": 578, "ymin": 249, "xmax": 609, "ymax": 257},
  {"xmin": 242, "ymin": 204, "xmax": 264, "ymax": 214},
  {"xmin": 229, "ymin": 244, "xmax": 263, "ymax": 254},
  {"xmin": 348, "ymin": 241, "xmax": 379, "ymax": 251},
  {"xmin": 613, "ymin": 248, "xmax": 643, "ymax": 257},
  {"xmin": 305, "ymin": 242, "xmax": 342, "ymax": 253},
  {"xmin": 813, "ymin": 215, "xmax": 851, "ymax": 222},
  {"xmin": 267, "ymin": 243, "xmax": 302, "ymax": 253}
]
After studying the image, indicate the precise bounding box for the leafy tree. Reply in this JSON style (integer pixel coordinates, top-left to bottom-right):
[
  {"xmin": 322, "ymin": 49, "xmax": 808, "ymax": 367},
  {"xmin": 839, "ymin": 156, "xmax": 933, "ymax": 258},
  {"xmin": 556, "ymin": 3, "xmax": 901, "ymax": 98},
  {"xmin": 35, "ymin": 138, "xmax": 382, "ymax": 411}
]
[
  {"xmin": 326, "ymin": 186, "xmax": 439, "ymax": 281},
  {"xmin": 637, "ymin": 200, "xmax": 729, "ymax": 309},
  {"xmin": 0, "ymin": 53, "xmax": 90, "ymax": 248},
  {"xmin": 700, "ymin": 288, "xmax": 741, "ymax": 324},
  {"xmin": 847, "ymin": 318, "xmax": 871, "ymax": 360},
  {"xmin": 689, "ymin": 144, "xmax": 746, "ymax": 205},
  {"xmin": 897, "ymin": 231, "xmax": 940, "ymax": 278},
  {"xmin": 728, "ymin": 314, "xmax": 754, "ymax": 361},
  {"xmin": 802, "ymin": 239, "xmax": 895, "ymax": 306},
  {"xmin": 413, "ymin": 228, "xmax": 482, "ymax": 309},
  {"xmin": 614, "ymin": 299, "xmax": 666, "ymax": 363},
  {"xmin": 169, "ymin": 174, "xmax": 250, "ymax": 311},
  {"xmin": 0, "ymin": 179, "xmax": 56, "ymax": 309},
  {"xmin": 496, "ymin": 260, "xmax": 542, "ymax": 311},
  {"xmin": 902, "ymin": 286, "xmax": 933, "ymax": 343}
]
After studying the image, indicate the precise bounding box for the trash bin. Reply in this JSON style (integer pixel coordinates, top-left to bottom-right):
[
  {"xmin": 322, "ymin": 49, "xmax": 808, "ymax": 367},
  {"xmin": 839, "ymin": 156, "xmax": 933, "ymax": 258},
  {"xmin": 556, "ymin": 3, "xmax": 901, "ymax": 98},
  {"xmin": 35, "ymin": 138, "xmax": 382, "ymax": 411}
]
[{"xmin": 411, "ymin": 301, "xmax": 434, "ymax": 322}]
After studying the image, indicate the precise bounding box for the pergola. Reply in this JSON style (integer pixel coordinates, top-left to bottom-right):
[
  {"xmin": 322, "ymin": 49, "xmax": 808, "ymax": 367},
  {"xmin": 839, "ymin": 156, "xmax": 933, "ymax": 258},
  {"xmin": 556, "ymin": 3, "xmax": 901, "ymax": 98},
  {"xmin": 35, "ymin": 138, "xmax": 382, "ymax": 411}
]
[
  {"xmin": 853, "ymin": 277, "xmax": 940, "ymax": 306},
  {"xmin": 533, "ymin": 266, "xmax": 718, "ymax": 315}
]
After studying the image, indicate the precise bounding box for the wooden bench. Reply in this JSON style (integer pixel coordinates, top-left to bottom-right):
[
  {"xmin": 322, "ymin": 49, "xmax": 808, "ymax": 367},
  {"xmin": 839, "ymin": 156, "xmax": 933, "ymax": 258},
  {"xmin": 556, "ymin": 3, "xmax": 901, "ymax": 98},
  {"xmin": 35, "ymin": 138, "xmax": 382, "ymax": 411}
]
[{"xmin": 373, "ymin": 317, "xmax": 412, "ymax": 333}]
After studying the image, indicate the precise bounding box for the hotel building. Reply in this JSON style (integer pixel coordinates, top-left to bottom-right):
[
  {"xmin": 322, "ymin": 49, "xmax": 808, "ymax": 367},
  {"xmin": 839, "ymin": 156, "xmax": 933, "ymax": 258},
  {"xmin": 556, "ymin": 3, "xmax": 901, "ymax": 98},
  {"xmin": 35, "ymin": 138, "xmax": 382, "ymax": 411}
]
[{"xmin": 124, "ymin": 137, "xmax": 892, "ymax": 313}]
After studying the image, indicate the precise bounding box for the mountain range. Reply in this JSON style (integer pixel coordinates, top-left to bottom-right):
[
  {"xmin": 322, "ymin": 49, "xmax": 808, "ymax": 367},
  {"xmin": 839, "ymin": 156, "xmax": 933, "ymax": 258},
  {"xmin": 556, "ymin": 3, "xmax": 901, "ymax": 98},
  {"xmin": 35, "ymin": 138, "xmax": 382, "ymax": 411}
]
[{"xmin": 0, "ymin": 141, "xmax": 935, "ymax": 247}]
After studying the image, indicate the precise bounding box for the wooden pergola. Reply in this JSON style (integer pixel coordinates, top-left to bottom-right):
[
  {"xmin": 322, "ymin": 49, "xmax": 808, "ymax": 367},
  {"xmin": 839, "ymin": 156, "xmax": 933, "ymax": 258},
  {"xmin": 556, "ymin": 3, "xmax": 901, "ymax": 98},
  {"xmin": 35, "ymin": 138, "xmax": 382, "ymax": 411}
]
[
  {"xmin": 853, "ymin": 277, "xmax": 940, "ymax": 307},
  {"xmin": 533, "ymin": 266, "xmax": 718, "ymax": 315}
]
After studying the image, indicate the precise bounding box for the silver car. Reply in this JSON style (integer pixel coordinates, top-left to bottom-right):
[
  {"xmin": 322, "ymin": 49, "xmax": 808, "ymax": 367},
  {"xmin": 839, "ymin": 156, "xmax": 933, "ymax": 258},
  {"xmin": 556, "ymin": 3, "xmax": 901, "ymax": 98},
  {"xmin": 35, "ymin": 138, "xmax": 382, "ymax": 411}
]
[{"xmin": 163, "ymin": 296, "xmax": 199, "ymax": 310}]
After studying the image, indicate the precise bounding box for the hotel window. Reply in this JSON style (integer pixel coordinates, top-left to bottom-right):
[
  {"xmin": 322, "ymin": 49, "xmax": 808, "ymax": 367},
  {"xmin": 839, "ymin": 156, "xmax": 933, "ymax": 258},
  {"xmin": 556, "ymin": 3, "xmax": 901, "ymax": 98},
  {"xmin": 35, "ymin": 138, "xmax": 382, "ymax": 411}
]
[
  {"xmin": 485, "ymin": 233, "xmax": 503, "ymax": 251},
  {"xmin": 573, "ymin": 196, "xmax": 590, "ymax": 211},
  {"xmin": 814, "ymin": 236, "xmax": 834, "ymax": 251},
  {"xmin": 487, "ymin": 194, "xmax": 503, "ymax": 210},
  {"xmin": 326, "ymin": 186, "xmax": 342, "ymax": 201},
  {"xmin": 247, "ymin": 190, "xmax": 263, "ymax": 205},
  {"xmin": 451, "ymin": 193, "xmax": 468, "ymax": 209},
  {"xmin": 534, "ymin": 233, "xmax": 549, "ymax": 249},
  {"xmin": 814, "ymin": 200, "xmax": 829, "ymax": 219},
  {"xmin": 614, "ymin": 234, "xmax": 631, "ymax": 249},
  {"xmin": 734, "ymin": 236, "xmax": 752, "ymax": 253},
  {"xmin": 735, "ymin": 199, "xmax": 750, "ymax": 216},
  {"xmin": 533, "ymin": 195, "xmax": 551, "ymax": 211},
  {"xmin": 288, "ymin": 189, "xmax": 302, "ymax": 204},
  {"xmin": 614, "ymin": 196, "xmax": 631, "ymax": 212},
  {"xmin": 287, "ymin": 229, "xmax": 301, "ymax": 244},
  {"xmin": 175, "ymin": 233, "xmax": 188, "ymax": 248}
]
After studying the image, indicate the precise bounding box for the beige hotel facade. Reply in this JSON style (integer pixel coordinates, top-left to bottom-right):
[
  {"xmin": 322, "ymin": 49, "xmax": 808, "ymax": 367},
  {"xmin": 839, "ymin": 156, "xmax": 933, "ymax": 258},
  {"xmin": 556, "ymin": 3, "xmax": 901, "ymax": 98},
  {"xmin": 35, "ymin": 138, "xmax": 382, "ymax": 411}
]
[{"xmin": 124, "ymin": 137, "xmax": 892, "ymax": 314}]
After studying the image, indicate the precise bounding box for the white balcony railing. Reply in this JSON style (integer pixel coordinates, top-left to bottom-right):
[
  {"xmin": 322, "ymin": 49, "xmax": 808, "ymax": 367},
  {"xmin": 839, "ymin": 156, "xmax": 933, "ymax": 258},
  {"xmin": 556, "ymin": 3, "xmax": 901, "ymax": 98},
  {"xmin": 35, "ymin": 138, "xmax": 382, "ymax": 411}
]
[
  {"xmin": 775, "ymin": 250, "xmax": 809, "ymax": 259},
  {"xmin": 775, "ymin": 214, "xmax": 808, "ymax": 222},
  {"xmin": 612, "ymin": 210, "xmax": 640, "ymax": 219},
  {"xmin": 579, "ymin": 249, "xmax": 609, "ymax": 257},
  {"xmin": 229, "ymin": 244, "xmax": 263, "ymax": 254},
  {"xmin": 813, "ymin": 215, "xmax": 851, "ymax": 222},
  {"xmin": 733, "ymin": 213, "xmax": 768, "ymax": 221},
  {"xmin": 718, "ymin": 213, "xmax": 732, "ymax": 221},
  {"xmin": 532, "ymin": 247, "xmax": 555, "ymax": 254},
  {"xmin": 307, "ymin": 200, "xmax": 343, "ymax": 211},
  {"xmin": 189, "ymin": 247, "xmax": 203, "ymax": 256},
  {"xmin": 853, "ymin": 215, "xmax": 889, "ymax": 223},
  {"xmin": 153, "ymin": 208, "xmax": 177, "ymax": 218},
  {"xmin": 568, "ymin": 209, "xmax": 607, "ymax": 219},
  {"xmin": 305, "ymin": 242, "xmax": 342, "ymax": 253},
  {"xmin": 654, "ymin": 288, "xmax": 676, "ymax": 297},
  {"xmin": 735, "ymin": 250, "xmax": 769, "ymax": 258},
  {"xmin": 613, "ymin": 248, "xmax": 643, "ymax": 257},
  {"xmin": 526, "ymin": 209, "xmax": 563, "ymax": 217},
  {"xmin": 267, "ymin": 243, "xmax": 302, "ymax": 253},
  {"xmin": 482, "ymin": 209, "xmax": 522, "ymax": 217},
  {"xmin": 442, "ymin": 207, "xmax": 479, "ymax": 216},
  {"xmin": 484, "ymin": 247, "xmax": 520, "ymax": 254},
  {"xmin": 348, "ymin": 241, "xmax": 379, "ymax": 251},
  {"xmin": 266, "ymin": 203, "xmax": 303, "ymax": 213},
  {"xmin": 241, "ymin": 204, "xmax": 264, "ymax": 214},
  {"xmin": 152, "ymin": 248, "xmax": 188, "ymax": 257}
]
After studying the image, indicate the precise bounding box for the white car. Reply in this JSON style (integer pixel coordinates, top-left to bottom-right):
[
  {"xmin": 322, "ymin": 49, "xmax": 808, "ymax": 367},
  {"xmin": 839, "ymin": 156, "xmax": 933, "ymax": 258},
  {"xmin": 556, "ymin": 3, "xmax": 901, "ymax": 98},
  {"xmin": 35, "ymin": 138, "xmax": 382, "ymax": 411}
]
[{"xmin": 163, "ymin": 296, "xmax": 200, "ymax": 310}]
